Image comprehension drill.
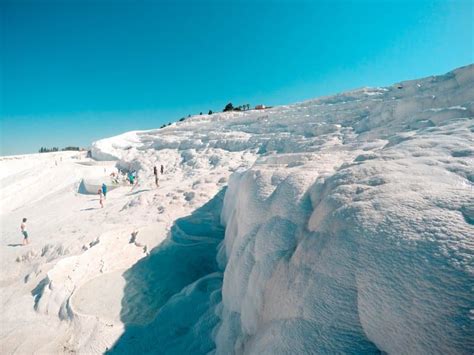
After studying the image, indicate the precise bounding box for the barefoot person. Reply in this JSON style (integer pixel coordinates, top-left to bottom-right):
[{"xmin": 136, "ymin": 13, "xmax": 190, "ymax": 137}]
[
  {"xmin": 153, "ymin": 165, "xmax": 159, "ymax": 187},
  {"xmin": 98, "ymin": 188, "xmax": 104, "ymax": 208},
  {"xmin": 128, "ymin": 171, "xmax": 135, "ymax": 185},
  {"xmin": 101, "ymin": 183, "xmax": 107, "ymax": 199},
  {"xmin": 21, "ymin": 218, "xmax": 29, "ymax": 245}
]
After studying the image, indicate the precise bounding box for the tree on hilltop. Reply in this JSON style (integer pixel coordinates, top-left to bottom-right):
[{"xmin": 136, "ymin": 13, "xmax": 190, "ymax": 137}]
[{"xmin": 223, "ymin": 102, "xmax": 234, "ymax": 112}]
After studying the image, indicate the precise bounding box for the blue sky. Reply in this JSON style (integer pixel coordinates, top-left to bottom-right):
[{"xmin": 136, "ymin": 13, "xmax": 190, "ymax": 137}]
[{"xmin": 1, "ymin": 0, "xmax": 472, "ymax": 155}]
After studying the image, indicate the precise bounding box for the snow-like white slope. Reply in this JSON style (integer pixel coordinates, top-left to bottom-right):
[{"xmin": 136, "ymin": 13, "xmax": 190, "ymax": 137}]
[
  {"xmin": 1, "ymin": 65, "xmax": 473, "ymax": 354},
  {"xmin": 97, "ymin": 65, "xmax": 474, "ymax": 355}
]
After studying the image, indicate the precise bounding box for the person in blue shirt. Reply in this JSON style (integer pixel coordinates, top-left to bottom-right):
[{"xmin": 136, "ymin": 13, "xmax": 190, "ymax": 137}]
[
  {"xmin": 128, "ymin": 172, "xmax": 135, "ymax": 185},
  {"xmin": 102, "ymin": 183, "xmax": 107, "ymax": 199}
]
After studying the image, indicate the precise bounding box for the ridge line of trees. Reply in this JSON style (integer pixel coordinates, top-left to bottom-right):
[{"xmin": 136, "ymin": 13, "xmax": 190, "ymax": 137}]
[
  {"xmin": 39, "ymin": 146, "xmax": 81, "ymax": 153},
  {"xmin": 223, "ymin": 103, "xmax": 251, "ymax": 112},
  {"xmin": 159, "ymin": 102, "xmax": 256, "ymax": 130}
]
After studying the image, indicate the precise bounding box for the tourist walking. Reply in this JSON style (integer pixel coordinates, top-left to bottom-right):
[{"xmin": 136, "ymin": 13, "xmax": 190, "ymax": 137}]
[
  {"xmin": 153, "ymin": 165, "xmax": 159, "ymax": 187},
  {"xmin": 98, "ymin": 188, "xmax": 104, "ymax": 208},
  {"xmin": 21, "ymin": 218, "xmax": 29, "ymax": 245},
  {"xmin": 102, "ymin": 183, "xmax": 107, "ymax": 199}
]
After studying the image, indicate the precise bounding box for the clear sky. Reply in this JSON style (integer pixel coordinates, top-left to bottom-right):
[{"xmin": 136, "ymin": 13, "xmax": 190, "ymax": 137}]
[{"xmin": 1, "ymin": 0, "xmax": 472, "ymax": 155}]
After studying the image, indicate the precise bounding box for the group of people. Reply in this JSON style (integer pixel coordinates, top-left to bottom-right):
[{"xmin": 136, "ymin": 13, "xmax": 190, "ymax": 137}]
[
  {"xmin": 110, "ymin": 170, "xmax": 137, "ymax": 185},
  {"xmin": 110, "ymin": 172, "xmax": 120, "ymax": 184},
  {"xmin": 20, "ymin": 164, "xmax": 166, "ymax": 244},
  {"xmin": 153, "ymin": 164, "xmax": 164, "ymax": 187},
  {"xmin": 97, "ymin": 164, "xmax": 163, "ymax": 208}
]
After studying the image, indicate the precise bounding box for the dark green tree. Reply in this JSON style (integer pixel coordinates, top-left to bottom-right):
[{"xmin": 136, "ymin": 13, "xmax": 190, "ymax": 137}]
[{"xmin": 223, "ymin": 102, "xmax": 234, "ymax": 112}]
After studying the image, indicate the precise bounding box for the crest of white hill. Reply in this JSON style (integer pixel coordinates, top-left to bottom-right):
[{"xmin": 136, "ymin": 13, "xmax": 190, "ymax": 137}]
[{"xmin": 88, "ymin": 65, "xmax": 473, "ymax": 354}]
